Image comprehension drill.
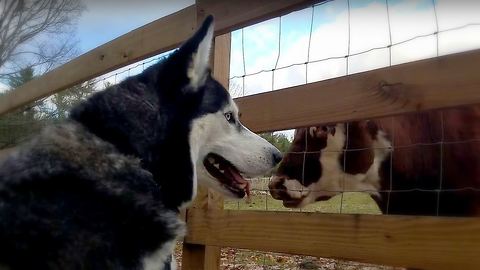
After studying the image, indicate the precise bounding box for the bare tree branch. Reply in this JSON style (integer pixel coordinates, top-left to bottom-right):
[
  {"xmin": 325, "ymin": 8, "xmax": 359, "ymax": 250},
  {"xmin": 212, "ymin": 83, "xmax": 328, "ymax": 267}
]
[{"xmin": 0, "ymin": 0, "xmax": 84, "ymax": 79}]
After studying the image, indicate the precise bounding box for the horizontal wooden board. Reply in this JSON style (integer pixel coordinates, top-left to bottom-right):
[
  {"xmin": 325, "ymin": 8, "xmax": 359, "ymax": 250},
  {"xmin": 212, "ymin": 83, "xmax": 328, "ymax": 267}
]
[
  {"xmin": 235, "ymin": 49, "xmax": 480, "ymax": 133},
  {"xmin": 0, "ymin": 0, "xmax": 322, "ymax": 116},
  {"xmin": 184, "ymin": 209, "xmax": 480, "ymax": 270}
]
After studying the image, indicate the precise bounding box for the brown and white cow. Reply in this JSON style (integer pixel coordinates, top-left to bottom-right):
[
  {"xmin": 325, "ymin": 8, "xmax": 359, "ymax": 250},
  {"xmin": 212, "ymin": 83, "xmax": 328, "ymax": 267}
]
[{"xmin": 269, "ymin": 105, "xmax": 480, "ymax": 216}]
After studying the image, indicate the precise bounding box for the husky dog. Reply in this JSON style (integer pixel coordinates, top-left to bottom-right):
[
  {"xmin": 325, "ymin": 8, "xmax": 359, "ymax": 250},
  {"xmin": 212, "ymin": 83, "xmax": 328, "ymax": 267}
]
[{"xmin": 0, "ymin": 16, "xmax": 281, "ymax": 270}]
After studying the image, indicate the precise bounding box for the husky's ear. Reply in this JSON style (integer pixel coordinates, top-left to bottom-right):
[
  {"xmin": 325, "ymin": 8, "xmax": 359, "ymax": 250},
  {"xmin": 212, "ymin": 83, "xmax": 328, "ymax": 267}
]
[{"xmin": 179, "ymin": 15, "xmax": 214, "ymax": 90}]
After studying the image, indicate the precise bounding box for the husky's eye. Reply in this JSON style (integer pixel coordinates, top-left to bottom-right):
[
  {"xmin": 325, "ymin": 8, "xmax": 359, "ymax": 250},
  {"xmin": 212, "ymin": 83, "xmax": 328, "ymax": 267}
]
[{"xmin": 224, "ymin": 112, "xmax": 235, "ymax": 123}]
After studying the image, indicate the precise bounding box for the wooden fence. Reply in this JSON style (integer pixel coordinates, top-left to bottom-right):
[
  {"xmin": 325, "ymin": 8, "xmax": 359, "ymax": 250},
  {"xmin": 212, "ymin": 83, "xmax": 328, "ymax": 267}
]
[{"xmin": 1, "ymin": 1, "xmax": 480, "ymax": 269}]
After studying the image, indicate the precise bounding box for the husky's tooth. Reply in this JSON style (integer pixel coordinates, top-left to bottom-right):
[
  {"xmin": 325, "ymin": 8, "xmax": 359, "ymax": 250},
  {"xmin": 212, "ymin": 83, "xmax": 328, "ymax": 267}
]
[
  {"xmin": 220, "ymin": 170, "xmax": 225, "ymax": 174},
  {"xmin": 214, "ymin": 163, "xmax": 220, "ymax": 169},
  {"xmin": 208, "ymin": 157, "xmax": 215, "ymax": 163}
]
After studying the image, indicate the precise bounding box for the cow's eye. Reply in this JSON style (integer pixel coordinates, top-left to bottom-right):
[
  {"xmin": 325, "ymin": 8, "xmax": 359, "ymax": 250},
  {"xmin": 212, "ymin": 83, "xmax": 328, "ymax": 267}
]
[{"xmin": 224, "ymin": 112, "xmax": 235, "ymax": 123}]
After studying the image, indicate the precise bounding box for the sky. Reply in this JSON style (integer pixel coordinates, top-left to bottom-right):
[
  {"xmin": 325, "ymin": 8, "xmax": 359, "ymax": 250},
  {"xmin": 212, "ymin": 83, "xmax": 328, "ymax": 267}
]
[
  {"xmin": 2, "ymin": 0, "xmax": 480, "ymax": 138},
  {"xmin": 78, "ymin": 0, "xmax": 194, "ymax": 52}
]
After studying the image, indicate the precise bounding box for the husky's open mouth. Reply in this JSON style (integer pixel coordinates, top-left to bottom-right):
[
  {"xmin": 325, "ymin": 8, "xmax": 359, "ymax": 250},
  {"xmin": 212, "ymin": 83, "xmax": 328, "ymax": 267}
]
[{"xmin": 203, "ymin": 153, "xmax": 250, "ymax": 198}]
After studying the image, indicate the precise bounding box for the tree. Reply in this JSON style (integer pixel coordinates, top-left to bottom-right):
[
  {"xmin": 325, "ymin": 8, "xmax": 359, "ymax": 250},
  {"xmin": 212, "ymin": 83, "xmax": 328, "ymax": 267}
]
[
  {"xmin": 0, "ymin": 66, "xmax": 45, "ymax": 148},
  {"xmin": 260, "ymin": 132, "xmax": 291, "ymax": 154},
  {"xmin": 51, "ymin": 80, "xmax": 96, "ymax": 119},
  {"xmin": 0, "ymin": 66, "xmax": 97, "ymax": 149},
  {"xmin": 0, "ymin": 0, "xmax": 85, "ymax": 79},
  {"xmin": 259, "ymin": 132, "xmax": 291, "ymax": 175},
  {"xmin": 4, "ymin": 66, "xmax": 45, "ymax": 120},
  {"xmin": 0, "ymin": 0, "xmax": 87, "ymax": 149},
  {"xmin": 5, "ymin": 65, "xmax": 34, "ymax": 88}
]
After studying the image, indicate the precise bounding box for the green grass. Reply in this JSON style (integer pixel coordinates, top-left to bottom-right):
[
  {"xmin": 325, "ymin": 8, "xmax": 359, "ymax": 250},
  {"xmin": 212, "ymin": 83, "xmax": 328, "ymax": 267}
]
[{"xmin": 224, "ymin": 192, "xmax": 381, "ymax": 214}]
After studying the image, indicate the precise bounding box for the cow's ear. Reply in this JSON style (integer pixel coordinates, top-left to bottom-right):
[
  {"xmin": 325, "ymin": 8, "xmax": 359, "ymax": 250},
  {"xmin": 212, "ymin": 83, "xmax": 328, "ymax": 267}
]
[
  {"xmin": 365, "ymin": 120, "xmax": 379, "ymax": 138},
  {"xmin": 310, "ymin": 125, "xmax": 336, "ymax": 138},
  {"xmin": 179, "ymin": 15, "xmax": 214, "ymax": 91},
  {"xmin": 326, "ymin": 125, "xmax": 336, "ymax": 136}
]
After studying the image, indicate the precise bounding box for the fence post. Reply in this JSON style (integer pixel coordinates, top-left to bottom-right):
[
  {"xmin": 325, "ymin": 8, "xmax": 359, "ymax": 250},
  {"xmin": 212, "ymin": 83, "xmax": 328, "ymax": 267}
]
[
  {"xmin": 181, "ymin": 27, "xmax": 231, "ymax": 269},
  {"xmin": 182, "ymin": 187, "xmax": 224, "ymax": 270}
]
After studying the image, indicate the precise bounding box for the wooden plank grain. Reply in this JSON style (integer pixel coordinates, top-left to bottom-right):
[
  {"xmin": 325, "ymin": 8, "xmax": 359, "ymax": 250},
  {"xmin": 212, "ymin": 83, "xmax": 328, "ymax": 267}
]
[
  {"xmin": 182, "ymin": 187, "xmax": 210, "ymax": 270},
  {"xmin": 213, "ymin": 33, "xmax": 231, "ymax": 89},
  {"xmin": 198, "ymin": 0, "xmax": 322, "ymax": 35},
  {"xmin": 181, "ymin": 243, "xmax": 206, "ymax": 270},
  {"xmin": 236, "ymin": 49, "xmax": 480, "ymax": 133},
  {"xmin": 185, "ymin": 209, "xmax": 480, "ymax": 270},
  {"xmin": 182, "ymin": 188, "xmax": 225, "ymax": 270}
]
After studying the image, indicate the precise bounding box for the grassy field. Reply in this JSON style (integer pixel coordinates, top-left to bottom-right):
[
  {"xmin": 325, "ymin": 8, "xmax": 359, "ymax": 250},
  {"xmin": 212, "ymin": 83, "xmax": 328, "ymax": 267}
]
[
  {"xmin": 224, "ymin": 177, "xmax": 381, "ymax": 214},
  {"xmin": 224, "ymin": 191, "xmax": 381, "ymax": 214}
]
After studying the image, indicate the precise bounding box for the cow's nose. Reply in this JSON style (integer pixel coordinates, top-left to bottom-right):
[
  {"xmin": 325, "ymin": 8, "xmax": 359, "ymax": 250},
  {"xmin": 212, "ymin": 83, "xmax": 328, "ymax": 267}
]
[
  {"xmin": 272, "ymin": 150, "xmax": 283, "ymax": 165},
  {"xmin": 269, "ymin": 176, "xmax": 287, "ymax": 200},
  {"xmin": 269, "ymin": 176, "xmax": 286, "ymax": 189}
]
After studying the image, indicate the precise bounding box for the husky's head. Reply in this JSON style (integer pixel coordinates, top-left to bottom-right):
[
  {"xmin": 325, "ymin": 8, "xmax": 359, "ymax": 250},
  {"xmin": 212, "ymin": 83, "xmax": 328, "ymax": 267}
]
[{"xmin": 70, "ymin": 16, "xmax": 281, "ymax": 209}]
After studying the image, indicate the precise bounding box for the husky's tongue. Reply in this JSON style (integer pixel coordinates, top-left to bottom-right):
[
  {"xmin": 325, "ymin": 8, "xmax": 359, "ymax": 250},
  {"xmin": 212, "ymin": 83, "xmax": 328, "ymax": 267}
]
[{"xmin": 225, "ymin": 165, "xmax": 250, "ymax": 197}]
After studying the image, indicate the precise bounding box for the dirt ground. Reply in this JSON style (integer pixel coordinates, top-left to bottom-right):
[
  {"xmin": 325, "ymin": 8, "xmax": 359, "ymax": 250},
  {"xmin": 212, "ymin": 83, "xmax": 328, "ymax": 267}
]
[{"xmin": 174, "ymin": 244, "xmax": 401, "ymax": 270}]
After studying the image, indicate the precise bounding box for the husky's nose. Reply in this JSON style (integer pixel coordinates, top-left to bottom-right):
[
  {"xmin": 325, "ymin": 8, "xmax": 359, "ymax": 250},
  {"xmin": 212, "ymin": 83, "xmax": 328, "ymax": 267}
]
[{"xmin": 272, "ymin": 150, "xmax": 283, "ymax": 166}]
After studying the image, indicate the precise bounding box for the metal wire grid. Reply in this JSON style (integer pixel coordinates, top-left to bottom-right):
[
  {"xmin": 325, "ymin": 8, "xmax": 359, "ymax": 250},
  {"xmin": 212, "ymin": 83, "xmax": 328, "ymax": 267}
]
[
  {"xmin": 223, "ymin": 2, "xmax": 479, "ymax": 265},
  {"xmin": 229, "ymin": 0, "xmax": 480, "ymax": 96}
]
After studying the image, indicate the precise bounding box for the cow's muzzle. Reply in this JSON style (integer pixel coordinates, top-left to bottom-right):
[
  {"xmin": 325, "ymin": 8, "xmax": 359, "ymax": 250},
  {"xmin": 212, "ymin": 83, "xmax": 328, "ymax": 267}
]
[{"xmin": 268, "ymin": 176, "xmax": 306, "ymax": 208}]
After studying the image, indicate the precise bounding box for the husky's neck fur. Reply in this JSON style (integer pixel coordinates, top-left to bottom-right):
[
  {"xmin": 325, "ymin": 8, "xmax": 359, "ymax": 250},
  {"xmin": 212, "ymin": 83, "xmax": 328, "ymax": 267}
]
[
  {"xmin": 69, "ymin": 68, "xmax": 194, "ymax": 210},
  {"xmin": 70, "ymin": 16, "xmax": 218, "ymax": 210}
]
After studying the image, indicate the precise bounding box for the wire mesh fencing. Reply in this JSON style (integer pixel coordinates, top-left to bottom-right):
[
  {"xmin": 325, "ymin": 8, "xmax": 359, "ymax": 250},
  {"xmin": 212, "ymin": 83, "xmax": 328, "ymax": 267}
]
[
  {"xmin": 224, "ymin": 0, "xmax": 480, "ymax": 216},
  {"xmin": 222, "ymin": 1, "xmax": 480, "ymax": 268},
  {"xmin": 229, "ymin": 0, "xmax": 480, "ymax": 98}
]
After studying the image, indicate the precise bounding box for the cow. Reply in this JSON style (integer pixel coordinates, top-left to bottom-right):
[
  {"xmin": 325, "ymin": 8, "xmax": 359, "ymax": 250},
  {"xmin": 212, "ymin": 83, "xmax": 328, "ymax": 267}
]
[{"xmin": 269, "ymin": 105, "xmax": 480, "ymax": 216}]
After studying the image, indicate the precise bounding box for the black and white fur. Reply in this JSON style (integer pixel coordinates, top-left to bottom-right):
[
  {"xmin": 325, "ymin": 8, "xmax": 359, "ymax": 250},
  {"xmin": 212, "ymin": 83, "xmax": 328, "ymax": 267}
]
[{"xmin": 0, "ymin": 16, "xmax": 280, "ymax": 270}]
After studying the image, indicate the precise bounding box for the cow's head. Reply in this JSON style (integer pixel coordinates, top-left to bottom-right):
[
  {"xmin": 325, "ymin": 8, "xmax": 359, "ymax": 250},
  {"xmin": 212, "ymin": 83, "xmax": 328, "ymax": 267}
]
[{"xmin": 269, "ymin": 121, "xmax": 392, "ymax": 208}]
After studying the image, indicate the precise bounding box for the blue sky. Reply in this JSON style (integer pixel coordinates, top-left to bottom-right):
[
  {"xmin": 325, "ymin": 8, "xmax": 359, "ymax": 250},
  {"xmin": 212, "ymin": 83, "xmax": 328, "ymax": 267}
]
[{"xmin": 77, "ymin": 0, "xmax": 194, "ymax": 52}]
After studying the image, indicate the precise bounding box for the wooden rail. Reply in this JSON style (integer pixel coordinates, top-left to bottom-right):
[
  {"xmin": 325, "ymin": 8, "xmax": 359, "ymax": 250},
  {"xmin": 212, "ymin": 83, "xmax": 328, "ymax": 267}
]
[
  {"xmin": 185, "ymin": 209, "xmax": 480, "ymax": 270},
  {"xmin": 236, "ymin": 48, "xmax": 480, "ymax": 133}
]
